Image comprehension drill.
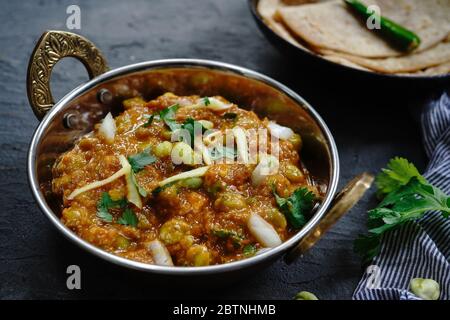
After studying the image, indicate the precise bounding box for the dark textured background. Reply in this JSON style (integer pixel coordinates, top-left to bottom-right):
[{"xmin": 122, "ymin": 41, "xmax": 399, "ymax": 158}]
[{"xmin": 0, "ymin": 0, "xmax": 443, "ymax": 299}]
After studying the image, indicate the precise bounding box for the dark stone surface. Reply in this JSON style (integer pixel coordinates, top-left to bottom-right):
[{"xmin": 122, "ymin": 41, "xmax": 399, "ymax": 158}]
[{"xmin": 0, "ymin": 0, "xmax": 442, "ymax": 299}]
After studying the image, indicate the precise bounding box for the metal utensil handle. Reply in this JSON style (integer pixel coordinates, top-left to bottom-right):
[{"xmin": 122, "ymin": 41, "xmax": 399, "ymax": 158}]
[
  {"xmin": 27, "ymin": 30, "xmax": 109, "ymax": 120},
  {"xmin": 285, "ymin": 172, "xmax": 374, "ymax": 264}
]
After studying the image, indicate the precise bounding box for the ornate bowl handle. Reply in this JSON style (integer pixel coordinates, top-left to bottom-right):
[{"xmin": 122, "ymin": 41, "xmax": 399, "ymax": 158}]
[
  {"xmin": 27, "ymin": 30, "xmax": 109, "ymax": 119},
  {"xmin": 285, "ymin": 172, "xmax": 374, "ymax": 263}
]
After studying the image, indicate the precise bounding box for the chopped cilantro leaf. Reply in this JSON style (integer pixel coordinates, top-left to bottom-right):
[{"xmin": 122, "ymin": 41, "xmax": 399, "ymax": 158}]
[
  {"xmin": 273, "ymin": 187, "xmax": 315, "ymax": 229},
  {"xmin": 243, "ymin": 244, "xmax": 257, "ymax": 257},
  {"xmin": 143, "ymin": 114, "xmax": 154, "ymax": 127},
  {"xmin": 97, "ymin": 210, "xmax": 113, "ymax": 223},
  {"xmin": 159, "ymin": 104, "xmax": 180, "ymax": 131},
  {"xmin": 181, "ymin": 118, "xmax": 207, "ymax": 147},
  {"xmin": 96, "ymin": 192, "xmax": 127, "ymax": 223},
  {"xmin": 117, "ymin": 208, "xmax": 138, "ymax": 227},
  {"xmin": 212, "ymin": 228, "xmax": 244, "ymax": 248},
  {"xmin": 127, "ymin": 147, "xmax": 157, "ymax": 173}
]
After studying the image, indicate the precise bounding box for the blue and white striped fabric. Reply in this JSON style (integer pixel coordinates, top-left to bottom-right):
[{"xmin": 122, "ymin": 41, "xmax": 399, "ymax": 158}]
[{"xmin": 353, "ymin": 92, "xmax": 450, "ymax": 300}]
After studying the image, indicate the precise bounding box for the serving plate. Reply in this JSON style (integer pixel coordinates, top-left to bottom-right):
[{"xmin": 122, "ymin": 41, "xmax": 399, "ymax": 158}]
[
  {"xmin": 27, "ymin": 30, "xmax": 373, "ymax": 277},
  {"xmin": 248, "ymin": 0, "xmax": 450, "ymax": 86}
]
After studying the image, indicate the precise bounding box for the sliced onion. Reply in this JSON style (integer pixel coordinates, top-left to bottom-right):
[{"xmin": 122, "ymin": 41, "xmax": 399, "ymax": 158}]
[
  {"xmin": 251, "ymin": 154, "xmax": 279, "ymax": 186},
  {"xmin": 98, "ymin": 112, "xmax": 116, "ymax": 144},
  {"xmin": 233, "ymin": 127, "xmax": 249, "ymax": 164},
  {"xmin": 148, "ymin": 240, "xmax": 173, "ymax": 266},
  {"xmin": 247, "ymin": 213, "xmax": 282, "ymax": 248},
  {"xmin": 118, "ymin": 155, "xmax": 142, "ymax": 209},
  {"xmin": 175, "ymin": 97, "xmax": 193, "ymax": 107},
  {"xmin": 158, "ymin": 166, "xmax": 210, "ymax": 187},
  {"xmin": 193, "ymin": 97, "xmax": 232, "ymax": 111},
  {"xmin": 67, "ymin": 156, "xmax": 130, "ymax": 200},
  {"xmin": 207, "ymin": 97, "xmax": 232, "ymax": 111},
  {"xmin": 268, "ymin": 121, "xmax": 294, "ymax": 140}
]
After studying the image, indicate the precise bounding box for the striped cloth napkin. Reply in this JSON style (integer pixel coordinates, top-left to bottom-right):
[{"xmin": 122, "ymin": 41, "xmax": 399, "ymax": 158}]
[{"xmin": 353, "ymin": 92, "xmax": 450, "ymax": 300}]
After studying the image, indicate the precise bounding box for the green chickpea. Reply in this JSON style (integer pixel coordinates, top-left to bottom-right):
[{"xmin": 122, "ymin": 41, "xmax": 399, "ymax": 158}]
[
  {"xmin": 137, "ymin": 215, "xmax": 152, "ymax": 229},
  {"xmin": 171, "ymin": 142, "xmax": 194, "ymax": 166},
  {"xmin": 154, "ymin": 141, "xmax": 173, "ymax": 158},
  {"xmin": 63, "ymin": 208, "xmax": 82, "ymax": 222},
  {"xmin": 288, "ymin": 133, "xmax": 302, "ymax": 151},
  {"xmin": 109, "ymin": 188, "xmax": 125, "ymax": 201},
  {"xmin": 410, "ymin": 278, "xmax": 440, "ymax": 300},
  {"xmin": 159, "ymin": 219, "xmax": 190, "ymax": 245},
  {"xmin": 115, "ymin": 235, "xmax": 131, "ymax": 250},
  {"xmin": 123, "ymin": 97, "xmax": 145, "ymax": 109},
  {"xmin": 283, "ymin": 163, "xmax": 304, "ymax": 183},
  {"xmin": 158, "ymin": 183, "xmax": 179, "ymax": 200},
  {"xmin": 266, "ymin": 208, "xmax": 287, "ymax": 229},
  {"xmin": 162, "ymin": 129, "xmax": 173, "ymax": 140},
  {"xmin": 215, "ymin": 192, "xmax": 247, "ymax": 211},
  {"xmin": 198, "ymin": 120, "xmax": 214, "ymax": 130},
  {"xmin": 265, "ymin": 175, "xmax": 279, "ymax": 188},
  {"xmin": 294, "ymin": 291, "xmax": 319, "ymax": 300},
  {"xmin": 180, "ymin": 235, "xmax": 195, "ymax": 248},
  {"xmin": 180, "ymin": 177, "xmax": 203, "ymax": 189},
  {"xmin": 206, "ymin": 181, "xmax": 224, "ymax": 196},
  {"xmin": 186, "ymin": 245, "xmax": 210, "ymax": 266}
]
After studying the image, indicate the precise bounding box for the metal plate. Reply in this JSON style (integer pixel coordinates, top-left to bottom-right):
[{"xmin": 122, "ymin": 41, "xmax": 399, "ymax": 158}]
[{"xmin": 249, "ymin": 0, "xmax": 450, "ymax": 84}]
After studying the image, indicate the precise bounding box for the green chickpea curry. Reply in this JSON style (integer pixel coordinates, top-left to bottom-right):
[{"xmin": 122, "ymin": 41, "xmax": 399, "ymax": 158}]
[{"xmin": 52, "ymin": 93, "xmax": 322, "ymax": 267}]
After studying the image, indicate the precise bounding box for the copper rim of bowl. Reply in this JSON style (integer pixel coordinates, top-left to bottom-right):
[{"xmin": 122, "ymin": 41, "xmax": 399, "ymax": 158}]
[{"xmin": 27, "ymin": 59, "xmax": 339, "ymax": 275}]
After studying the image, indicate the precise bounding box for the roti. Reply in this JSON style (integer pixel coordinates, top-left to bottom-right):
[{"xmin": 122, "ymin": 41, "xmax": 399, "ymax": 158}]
[
  {"xmin": 319, "ymin": 41, "xmax": 450, "ymax": 73},
  {"xmin": 277, "ymin": 0, "xmax": 450, "ymax": 58},
  {"xmin": 257, "ymin": 0, "xmax": 330, "ymax": 51},
  {"xmin": 257, "ymin": 0, "xmax": 309, "ymax": 50},
  {"xmin": 322, "ymin": 55, "xmax": 371, "ymax": 71},
  {"xmin": 416, "ymin": 62, "xmax": 450, "ymax": 76}
]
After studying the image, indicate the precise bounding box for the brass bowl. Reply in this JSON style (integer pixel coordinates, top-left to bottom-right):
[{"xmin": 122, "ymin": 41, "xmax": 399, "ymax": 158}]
[{"xmin": 27, "ymin": 31, "xmax": 372, "ymax": 275}]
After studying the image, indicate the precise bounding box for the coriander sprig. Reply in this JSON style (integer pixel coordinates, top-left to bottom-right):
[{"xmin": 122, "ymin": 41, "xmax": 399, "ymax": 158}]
[{"xmin": 355, "ymin": 157, "xmax": 450, "ymax": 263}]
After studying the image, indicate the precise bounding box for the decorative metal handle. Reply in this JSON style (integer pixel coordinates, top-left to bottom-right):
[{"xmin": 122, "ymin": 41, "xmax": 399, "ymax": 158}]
[
  {"xmin": 285, "ymin": 172, "xmax": 374, "ymax": 264},
  {"xmin": 27, "ymin": 30, "xmax": 109, "ymax": 120}
]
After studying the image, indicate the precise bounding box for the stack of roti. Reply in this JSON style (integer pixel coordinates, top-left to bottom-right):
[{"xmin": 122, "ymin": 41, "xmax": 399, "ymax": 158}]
[{"xmin": 257, "ymin": 0, "xmax": 450, "ymax": 75}]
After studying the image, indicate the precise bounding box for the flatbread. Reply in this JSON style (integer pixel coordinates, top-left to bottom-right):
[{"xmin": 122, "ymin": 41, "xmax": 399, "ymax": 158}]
[
  {"xmin": 280, "ymin": 0, "xmax": 325, "ymax": 4},
  {"xmin": 257, "ymin": 0, "xmax": 330, "ymax": 51},
  {"xmin": 258, "ymin": 0, "xmax": 371, "ymax": 69},
  {"xmin": 277, "ymin": 0, "xmax": 450, "ymax": 58},
  {"xmin": 416, "ymin": 62, "xmax": 450, "ymax": 76},
  {"xmin": 321, "ymin": 55, "xmax": 371, "ymax": 71},
  {"xmin": 319, "ymin": 41, "xmax": 450, "ymax": 73},
  {"xmin": 257, "ymin": 0, "xmax": 308, "ymax": 50}
]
